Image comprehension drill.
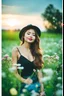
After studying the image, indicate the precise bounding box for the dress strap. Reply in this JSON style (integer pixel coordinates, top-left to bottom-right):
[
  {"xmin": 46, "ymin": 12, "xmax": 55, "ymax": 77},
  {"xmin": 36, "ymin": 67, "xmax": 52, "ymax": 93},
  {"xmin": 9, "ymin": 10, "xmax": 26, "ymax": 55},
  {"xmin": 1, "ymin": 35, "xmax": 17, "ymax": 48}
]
[{"xmin": 16, "ymin": 47, "xmax": 21, "ymax": 55}]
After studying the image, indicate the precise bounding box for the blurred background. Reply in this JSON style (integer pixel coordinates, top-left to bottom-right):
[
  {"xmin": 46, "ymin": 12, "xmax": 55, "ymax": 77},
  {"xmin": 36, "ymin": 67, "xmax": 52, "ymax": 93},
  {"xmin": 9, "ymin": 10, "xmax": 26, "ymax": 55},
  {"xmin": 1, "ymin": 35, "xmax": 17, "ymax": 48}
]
[{"xmin": 2, "ymin": 0, "xmax": 63, "ymax": 96}]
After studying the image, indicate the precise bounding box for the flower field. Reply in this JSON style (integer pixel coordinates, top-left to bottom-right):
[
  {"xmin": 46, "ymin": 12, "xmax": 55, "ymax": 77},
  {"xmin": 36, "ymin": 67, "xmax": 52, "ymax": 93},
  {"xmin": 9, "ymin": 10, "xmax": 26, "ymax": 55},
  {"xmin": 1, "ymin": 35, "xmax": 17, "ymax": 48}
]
[{"xmin": 2, "ymin": 30, "xmax": 63, "ymax": 96}]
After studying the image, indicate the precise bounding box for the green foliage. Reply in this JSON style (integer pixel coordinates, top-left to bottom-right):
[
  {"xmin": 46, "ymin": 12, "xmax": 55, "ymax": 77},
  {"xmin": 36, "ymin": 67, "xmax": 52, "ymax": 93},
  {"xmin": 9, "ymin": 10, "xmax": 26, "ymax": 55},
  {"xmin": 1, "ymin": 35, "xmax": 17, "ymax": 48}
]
[
  {"xmin": 42, "ymin": 4, "xmax": 62, "ymax": 33},
  {"xmin": 2, "ymin": 56, "xmax": 21, "ymax": 96}
]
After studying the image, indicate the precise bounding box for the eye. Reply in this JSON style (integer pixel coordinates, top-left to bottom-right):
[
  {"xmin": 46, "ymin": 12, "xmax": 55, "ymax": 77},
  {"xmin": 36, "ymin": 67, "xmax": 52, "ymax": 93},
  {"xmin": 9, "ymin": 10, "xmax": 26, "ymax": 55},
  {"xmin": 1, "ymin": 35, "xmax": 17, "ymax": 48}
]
[
  {"xmin": 27, "ymin": 33, "xmax": 30, "ymax": 35},
  {"xmin": 32, "ymin": 34, "xmax": 35, "ymax": 36},
  {"xmin": 33, "ymin": 35, "xmax": 35, "ymax": 36}
]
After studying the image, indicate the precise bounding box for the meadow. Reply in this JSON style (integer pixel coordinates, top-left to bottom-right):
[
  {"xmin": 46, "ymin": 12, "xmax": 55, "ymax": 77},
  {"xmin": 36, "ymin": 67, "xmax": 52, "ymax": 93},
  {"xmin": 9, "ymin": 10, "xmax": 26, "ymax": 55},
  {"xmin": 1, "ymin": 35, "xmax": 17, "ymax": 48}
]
[{"xmin": 2, "ymin": 30, "xmax": 62, "ymax": 96}]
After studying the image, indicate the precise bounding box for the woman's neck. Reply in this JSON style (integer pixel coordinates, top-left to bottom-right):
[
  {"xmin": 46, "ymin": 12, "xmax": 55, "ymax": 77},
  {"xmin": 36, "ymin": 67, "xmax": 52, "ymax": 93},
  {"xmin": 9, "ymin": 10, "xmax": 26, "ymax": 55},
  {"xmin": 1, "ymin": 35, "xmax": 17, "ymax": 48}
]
[{"xmin": 22, "ymin": 42, "xmax": 30, "ymax": 49}]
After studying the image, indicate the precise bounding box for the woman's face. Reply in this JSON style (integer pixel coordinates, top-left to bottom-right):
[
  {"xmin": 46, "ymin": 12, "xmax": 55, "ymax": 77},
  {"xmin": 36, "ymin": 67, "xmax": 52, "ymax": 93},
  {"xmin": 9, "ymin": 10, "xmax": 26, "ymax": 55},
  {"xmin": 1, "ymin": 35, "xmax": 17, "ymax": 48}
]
[{"xmin": 24, "ymin": 29, "xmax": 36, "ymax": 43}]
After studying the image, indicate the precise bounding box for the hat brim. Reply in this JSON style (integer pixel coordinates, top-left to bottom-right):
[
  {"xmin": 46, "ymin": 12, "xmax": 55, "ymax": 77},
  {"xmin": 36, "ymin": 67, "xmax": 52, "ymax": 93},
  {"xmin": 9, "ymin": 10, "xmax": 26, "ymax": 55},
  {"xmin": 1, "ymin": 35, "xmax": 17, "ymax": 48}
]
[{"xmin": 19, "ymin": 25, "xmax": 41, "ymax": 40}]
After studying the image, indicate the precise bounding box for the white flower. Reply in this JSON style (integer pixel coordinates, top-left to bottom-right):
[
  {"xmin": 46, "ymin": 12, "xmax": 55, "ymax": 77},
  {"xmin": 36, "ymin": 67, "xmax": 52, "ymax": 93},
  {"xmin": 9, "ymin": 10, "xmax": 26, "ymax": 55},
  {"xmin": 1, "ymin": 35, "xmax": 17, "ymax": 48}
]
[
  {"xmin": 2, "ymin": 57, "xmax": 5, "ymax": 60},
  {"xmin": 18, "ymin": 66, "xmax": 24, "ymax": 70},
  {"xmin": 9, "ymin": 67, "xmax": 16, "ymax": 72},
  {"xmin": 56, "ymin": 89, "xmax": 62, "ymax": 96},
  {"xmin": 2, "ymin": 72, "xmax": 6, "ymax": 78},
  {"xmin": 43, "ymin": 54, "xmax": 50, "ymax": 58},
  {"xmin": 37, "ymin": 69, "xmax": 39, "ymax": 72},
  {"xmin": 31, "ymin": 90, "xmax": 35, "ymax": 93},
  {"xmin": 57, "ymin": 77, "xmax": 62, "ymax": 80},
  {"xmin": 4, "ymin": 54, "xmax": 9, "ymax": 58},
  {"xmin": 55, "ymin": 55, "xmax": 59, "ymax": 60},
  {"xmin": 33, "ymin": 69, "xmax": 36, "ymax": 72},
  {"xmin": 54, "ymin": 53, "xmax": 57, "ymax": 55},
  {"xmin": 43, "ymin": 68, "xmax": 53, "ymax": 76},
  {"xmin": 22, "ymin": 89, "xmax": 27, "ymax": 92},
  {"xmin": 31, "ymin": 90, "xmax": 39, "ymax": 96},
  {"xmin": 13, "ymin": 63, "xmax": 21, "ymax": 66},
  {"xmin": 53, "ymin": 17, "xmax": 55, "ymax": 19},
  {"xmin": 56, "ymin": 83, "xmax": 62, "ymax": 88},
  {"xmin": 7, "ymin": 57, "xmax": 12, "ymax": 60},
  {"xmin": 25, "ymin": 85, "xmax": 29, "ymax": 88},
  {"xmin": 20, "ymin": 94, "xmax": 24, "ymax": 96},
  {"xmin": 35, "ymin": 84, "xmax": 39, "ymax": 88},
  {"xmin": 40, "ymin": 76, "xmax": 51, "ymax": 82}
]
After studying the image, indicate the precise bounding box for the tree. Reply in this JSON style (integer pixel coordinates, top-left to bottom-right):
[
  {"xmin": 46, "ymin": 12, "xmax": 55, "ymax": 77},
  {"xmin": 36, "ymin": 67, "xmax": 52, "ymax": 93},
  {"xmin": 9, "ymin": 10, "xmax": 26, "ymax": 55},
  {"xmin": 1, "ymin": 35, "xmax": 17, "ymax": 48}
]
[{"xmin": 42, "ymin": 4, "xmax": 62, "ymax": 33}]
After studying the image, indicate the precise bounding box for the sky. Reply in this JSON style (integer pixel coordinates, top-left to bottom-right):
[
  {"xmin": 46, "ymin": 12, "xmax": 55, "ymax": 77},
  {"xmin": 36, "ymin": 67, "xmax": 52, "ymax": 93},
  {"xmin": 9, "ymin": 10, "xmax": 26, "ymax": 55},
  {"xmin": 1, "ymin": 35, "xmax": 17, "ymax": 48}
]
[{"xmin": 2, "ymin": 0, "xmax": 62, "ymax": 30}]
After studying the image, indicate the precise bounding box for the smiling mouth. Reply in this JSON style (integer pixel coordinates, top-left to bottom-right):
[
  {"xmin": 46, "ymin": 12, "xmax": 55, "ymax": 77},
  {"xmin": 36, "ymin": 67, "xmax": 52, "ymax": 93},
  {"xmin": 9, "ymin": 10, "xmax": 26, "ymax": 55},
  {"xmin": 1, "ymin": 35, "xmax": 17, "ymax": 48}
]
[{"xmin": 28, "ymin": 38, "xmax": 33, "ymax": 41}]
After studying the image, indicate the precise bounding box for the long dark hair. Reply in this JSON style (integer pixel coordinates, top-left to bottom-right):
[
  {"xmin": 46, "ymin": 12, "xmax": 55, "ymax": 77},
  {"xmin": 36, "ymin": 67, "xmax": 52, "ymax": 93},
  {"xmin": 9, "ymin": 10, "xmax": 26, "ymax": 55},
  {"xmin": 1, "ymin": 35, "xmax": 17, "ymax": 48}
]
[{"xmin": 21, "ymin": 30, "xmax": 44, "ymax": 69}]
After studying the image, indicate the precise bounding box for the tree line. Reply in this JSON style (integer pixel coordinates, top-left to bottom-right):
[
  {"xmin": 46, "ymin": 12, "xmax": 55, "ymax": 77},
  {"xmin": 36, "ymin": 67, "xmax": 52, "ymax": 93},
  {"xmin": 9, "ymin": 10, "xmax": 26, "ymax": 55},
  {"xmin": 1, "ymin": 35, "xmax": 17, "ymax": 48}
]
[{"xmin": 42, "ymin": 4, "xmax": 62, "ymax": 33}]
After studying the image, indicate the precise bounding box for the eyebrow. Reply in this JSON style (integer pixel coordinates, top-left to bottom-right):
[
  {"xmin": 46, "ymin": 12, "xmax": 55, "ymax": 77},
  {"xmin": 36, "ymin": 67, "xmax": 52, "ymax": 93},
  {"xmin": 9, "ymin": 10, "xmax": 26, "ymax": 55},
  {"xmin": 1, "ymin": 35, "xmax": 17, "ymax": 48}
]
[{"xmin": 27, "ymin": 31, "xmax": 35, "ymax": 34}]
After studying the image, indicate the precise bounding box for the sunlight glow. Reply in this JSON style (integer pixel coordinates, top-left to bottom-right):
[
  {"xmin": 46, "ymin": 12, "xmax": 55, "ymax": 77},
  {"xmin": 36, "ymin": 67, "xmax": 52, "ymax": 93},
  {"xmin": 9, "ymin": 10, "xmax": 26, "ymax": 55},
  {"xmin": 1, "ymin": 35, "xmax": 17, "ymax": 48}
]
[
  {"xmin": 6, "ymin": 19, "xmax": 19, "ymax": 27},
  {"xmin": 2, "ymin": 14, "xmax": 46, "ymax": 31}
]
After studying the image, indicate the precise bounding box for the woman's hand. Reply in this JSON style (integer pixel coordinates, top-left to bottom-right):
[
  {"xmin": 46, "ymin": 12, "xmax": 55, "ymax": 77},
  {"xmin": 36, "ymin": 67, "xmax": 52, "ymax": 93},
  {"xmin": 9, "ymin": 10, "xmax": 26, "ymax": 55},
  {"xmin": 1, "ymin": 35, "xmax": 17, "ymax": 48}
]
[
  {"xmin": 24, "ymin": 78, "xmax": 33, "ymax": 84},
  {"xmin": 40, "ymin": 91, "xmax": 45, "ymax": 96}
]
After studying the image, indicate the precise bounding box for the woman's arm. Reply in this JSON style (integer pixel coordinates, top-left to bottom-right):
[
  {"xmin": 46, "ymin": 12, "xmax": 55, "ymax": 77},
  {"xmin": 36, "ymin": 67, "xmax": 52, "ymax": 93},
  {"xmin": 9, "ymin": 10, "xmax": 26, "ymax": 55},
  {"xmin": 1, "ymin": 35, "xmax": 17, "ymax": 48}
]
[
  {"xmin": 12, "ymin": 47, "xmax": 32, "ymax": 84},
  {"xmin": 37, "ymin": 70, "xmax": 45, "ymax": 94}
]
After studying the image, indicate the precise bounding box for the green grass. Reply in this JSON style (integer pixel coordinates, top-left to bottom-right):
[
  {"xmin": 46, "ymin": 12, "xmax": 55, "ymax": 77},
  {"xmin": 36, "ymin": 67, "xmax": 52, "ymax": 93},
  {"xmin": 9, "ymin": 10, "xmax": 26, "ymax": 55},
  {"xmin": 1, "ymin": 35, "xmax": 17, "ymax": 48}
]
[
  {"xmin": 2, "ymin": 30, "xmax": 19, "ymax": 40},
  {"xmin": 2, "ymin": 30, "xmax": 62, "ymax": 40},
  {"xmin": 41, "ymin": 32, "xmax": 62, "ymax": 38}
]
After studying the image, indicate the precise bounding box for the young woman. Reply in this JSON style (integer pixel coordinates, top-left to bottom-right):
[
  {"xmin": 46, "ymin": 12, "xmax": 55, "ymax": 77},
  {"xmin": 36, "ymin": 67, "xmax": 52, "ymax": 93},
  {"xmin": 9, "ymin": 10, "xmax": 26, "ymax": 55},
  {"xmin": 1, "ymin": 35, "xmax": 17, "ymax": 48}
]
[{"xmin": 12, "ymin": 24, "xmax": 45, "ymax": 96}]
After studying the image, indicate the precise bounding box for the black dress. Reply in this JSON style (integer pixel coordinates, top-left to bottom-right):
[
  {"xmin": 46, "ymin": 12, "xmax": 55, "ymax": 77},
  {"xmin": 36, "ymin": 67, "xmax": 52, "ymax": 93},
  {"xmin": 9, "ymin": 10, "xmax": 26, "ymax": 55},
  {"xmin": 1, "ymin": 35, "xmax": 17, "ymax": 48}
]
[{"xmin": 17, "ymin": 47, "xmax": 41, "ymax": 95}]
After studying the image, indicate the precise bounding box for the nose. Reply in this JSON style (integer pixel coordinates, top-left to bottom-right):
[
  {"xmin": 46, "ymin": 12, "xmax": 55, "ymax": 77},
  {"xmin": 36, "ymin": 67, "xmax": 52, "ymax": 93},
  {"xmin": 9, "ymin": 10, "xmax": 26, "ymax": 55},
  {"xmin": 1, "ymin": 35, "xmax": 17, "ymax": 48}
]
[
  {"xmin": 29, "ymin": 34, "xmax": 33, "ymax": 38},
  {"xmin": 29, "ymin": 36, "xmax": 33, "ymax": 39}
]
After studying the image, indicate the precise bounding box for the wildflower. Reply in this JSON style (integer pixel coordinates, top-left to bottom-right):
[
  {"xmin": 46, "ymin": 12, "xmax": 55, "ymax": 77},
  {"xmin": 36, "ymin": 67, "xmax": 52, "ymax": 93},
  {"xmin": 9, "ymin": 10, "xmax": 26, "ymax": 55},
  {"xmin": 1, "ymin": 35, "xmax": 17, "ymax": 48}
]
[
  {"xmin": 20, "ymin": 94, "xmax": 24, "ymax": 96},
  {"xmin": 22, "ymin": 89, "xmax": 27, "ymax": 93},
  {"xmin": 43, "ymin": 68, "xmax": 53, "ymax": 76},
  {"xmin": 13, "ymin": 63, "xmax": 21, "ymax": 67},
  {"xmin": 43, "ymin": 54, "xmax": 50, "ymax": 58},
  {"xmin": 57, "ymin": 77, "xmax": 62, "ymax": 80},
  {"xmin": 31, "ymin": 90, "xmax": 39, "ymax": 96},
  {"xmin": 8, "ymin": 57, "xmax": 12, "ymax": 60},
  {"xmin": 56, "ymin": 83, "xmax": 62, "ymax": 88},
  {"xmin": 25, "ymin": 85, "xmax": 29, "ymax": 88},
  {"xmin": 56, "ymin": 89, "xmax": 62, "ymax": 96},
  {"xmin": 2, "ymin": 57, "xmax": 5, "ymax": 60},
  {"xmin": 37, "ymin": 69, "xmax": 39, "ymax": 72},
  {"xmin": 9, "ymin": 66, "xmax": 16, "ymax": 72},
  {"xmin": 54, "ymin": 53, "xmax": 57, "ymax": 55},
  {"xmin": 4, "ymin": 54, "xmax": 9, "ymax": 59},
  {"xmin": 33, "ymin": 69, "xmax": 36, "ymax": 72},
  {"xmin": 2, "ymin": 72, "xmax": 6, "ymax": 78},
  {"xmin": 35, "ymin": 84, "xmax": 39, "ymax": 88},
  {"xmin": 40, "ymin": 76, "xmax": 51, "ymax": 82},
  {"xmin": 18, "ymin": 66, "xmax": 24, "ymax": 70},
  {"xmin": 10, "ymin": 88, "xmax": 18, "ymax": 95},
  {"xmin": 31, "ymin": 90, "xmax": 35, "ymax": 93},
  {"xmin": 55, "ymin": 55, "xmax": 59, "ymax": 60}
]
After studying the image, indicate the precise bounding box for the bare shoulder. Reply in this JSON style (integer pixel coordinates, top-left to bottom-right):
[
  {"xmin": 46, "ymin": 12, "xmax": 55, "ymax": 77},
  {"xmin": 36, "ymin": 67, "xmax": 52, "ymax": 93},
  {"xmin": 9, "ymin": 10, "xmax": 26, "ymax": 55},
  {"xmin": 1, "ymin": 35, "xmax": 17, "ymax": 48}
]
[
  {"xmin": 12, "ymin": 46, "xmax": 19, "ymax": 55},
  {"xmin": 12, "ymin": 47, "xmax": 17, "ymax": 52},
  {"xmin": 12, "ymin": 46, "xmax": 21, "ymax": 54}
]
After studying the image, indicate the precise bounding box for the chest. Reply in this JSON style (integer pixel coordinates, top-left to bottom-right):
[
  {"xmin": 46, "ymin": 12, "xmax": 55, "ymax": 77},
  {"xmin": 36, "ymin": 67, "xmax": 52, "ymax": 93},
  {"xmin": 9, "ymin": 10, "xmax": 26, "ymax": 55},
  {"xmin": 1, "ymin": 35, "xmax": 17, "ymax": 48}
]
[{"xmin": 18, "ymin": 49, "xmax": 34, "ymax": 62}]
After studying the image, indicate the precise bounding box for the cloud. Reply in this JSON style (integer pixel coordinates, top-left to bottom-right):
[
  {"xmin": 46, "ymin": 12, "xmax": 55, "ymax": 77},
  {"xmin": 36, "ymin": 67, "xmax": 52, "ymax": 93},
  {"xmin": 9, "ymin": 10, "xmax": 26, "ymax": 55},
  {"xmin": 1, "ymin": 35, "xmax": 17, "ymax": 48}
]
[
  {"xmin": 2, "ymin": 14, "xmax": 46, "ymax": 31},
  {"xmin": 2, "ymin": 5, "xmax": 26, "ymax": 14},
  {"xmin": 2, "ymin": 4, "xmax": 44, "ymax": 15}
]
